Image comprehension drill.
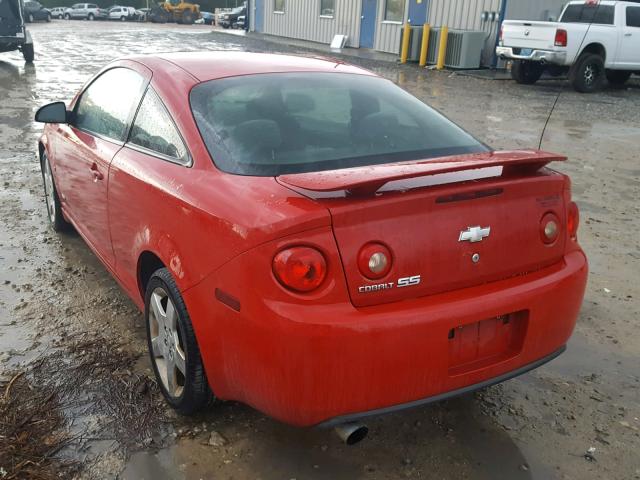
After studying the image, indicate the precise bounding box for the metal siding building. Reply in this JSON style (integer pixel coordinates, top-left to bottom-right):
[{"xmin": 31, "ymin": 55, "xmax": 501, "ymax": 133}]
[
  {"xmin": 427, "ymin": 0, "xmax": 501, "ymax": 66},
  {"xmin": 248, "ymin": 0, "xmax": 570, "ymax": 65},
  {"xmin": 504, "ymin": 0, "xmax": 567, "ymax": 21},
  {"xmin": 261, "ymin": 0, "xmax": 363, "ymax": 48}
]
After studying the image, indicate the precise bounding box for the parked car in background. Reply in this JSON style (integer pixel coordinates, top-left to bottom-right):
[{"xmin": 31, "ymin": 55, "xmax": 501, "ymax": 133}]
[
  {"xmin": 65, "ymin": 3, "xmax": 107, "ymax": 20},
  {"xmin": 0, "ymin": 0, "xmax": 35, "ymax": 61},
  {"xmin": 219, "ymin": 5, "xmax": 245, "ymax": 28},
  {"xmin": 497, "ymin": 0, "xmax": 640, "ymax": 92},
  {"xmin": 133, "ymin": 8, "xmax": 149, "ymax": 21},
  {"xmin": 197, "ymin": 11, "xmax": 214, "ymax": 24},
  {"xmin": 23, "ymin": 1, "xmax": 51, "ymax": 22},
  {"xmin": 50, "ymin": 6, "xmax": 69, "ymax": 18},
  {"xmin": 108, "ymin": 6, "xmax": 135, "ymax": 20},
  {"xmin": 34, "ymin": 52, "xmax": 587, "ymax": 441},
  {"xmin": 235, "ymin": 14, "xmax": 245, "ymax": 29}
]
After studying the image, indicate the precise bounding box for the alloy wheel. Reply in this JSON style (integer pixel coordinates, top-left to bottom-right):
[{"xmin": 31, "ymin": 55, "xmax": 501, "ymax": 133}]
[
  {"xmin": 42, "ymin": 156, "xmax": 56, "ymax": 224},
  {"xmin": 584, "ymin": 64, "xmax": 597, "ymax": 86},
  {"xmin": 148, "ymin": 287, "xmax": 186, "ymax": 398}
]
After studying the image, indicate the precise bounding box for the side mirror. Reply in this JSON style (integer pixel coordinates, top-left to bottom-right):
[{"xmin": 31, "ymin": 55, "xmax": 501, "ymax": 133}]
[{"xmin": 35, "ymin": 101, "xmax": 69, "ymax": 124}]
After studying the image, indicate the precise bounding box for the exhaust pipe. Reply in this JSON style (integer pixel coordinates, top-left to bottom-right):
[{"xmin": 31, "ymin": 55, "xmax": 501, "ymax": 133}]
[{"xmin": 334, "ymin": 423, "xmax": 369, "ymax": 445}]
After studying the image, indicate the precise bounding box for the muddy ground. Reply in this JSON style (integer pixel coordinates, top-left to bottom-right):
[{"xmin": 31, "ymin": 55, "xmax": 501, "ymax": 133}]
[{"xmin": 0, "ymin": 21, "xmax": 638, "ymax": 480}]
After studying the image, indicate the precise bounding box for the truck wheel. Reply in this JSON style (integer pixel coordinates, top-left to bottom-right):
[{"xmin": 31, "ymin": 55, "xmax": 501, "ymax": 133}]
[
  {"xmin": 511, "ymin": 60, "xmax": 544, "ymax": 85},
  {"xmin": 606, "ymin": 70, "xmax": 631, "ymax": 87},
  {"xmin": 145, "ymin": 268, "xmax": 213, "ymax": 415},
  {"xmin": 571, "ymin": 53, "xmax": 605, "ymax": 93},
  {"xmin": 22, "ymin": 42, "xmax": 34, "ymax": 62}
]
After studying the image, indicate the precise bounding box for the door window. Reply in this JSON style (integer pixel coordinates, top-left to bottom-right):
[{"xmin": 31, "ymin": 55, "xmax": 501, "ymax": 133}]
[
  {"xmin": 627, "ymin": 7, "xmax": 640, "ymax": 27},
  {"xmin": 74, "ymin": 68, "xmax": 145, "ymax": 142},
  {"xmin": 128, "ymin": 88, "xmax": 189, "ymax": 164}
]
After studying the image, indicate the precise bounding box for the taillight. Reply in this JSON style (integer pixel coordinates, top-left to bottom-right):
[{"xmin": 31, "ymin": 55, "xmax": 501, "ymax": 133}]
[
  {"xmin": 555, "ymin": 29, "xmax": 567, "ymax": 47},
  {"xmin": 273, "ymin": 247, "xmax": 327, "ymax": 293},
  {"xmin": 358, "ymin": 243, "xmax": 392, "ymax": 279},
  {"xmin": 567, "ymin": 202, "xmax": 579, "ymax": 240},
  {"xmin": 540, "ymin": 212, "xmax": 561, "ymax": 244}
]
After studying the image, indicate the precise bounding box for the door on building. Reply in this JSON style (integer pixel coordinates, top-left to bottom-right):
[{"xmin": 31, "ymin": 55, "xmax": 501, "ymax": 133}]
[
  {"xmin": 360, "ymin": 0, "xmax": 377, "ymax": 48},
  {"xmin": 254, "ymin": 0, "xmax": 264, "ymax": 32},
  {"xmin": 407, "ymin": 0, "xmax": 428, "ymax": 25}
]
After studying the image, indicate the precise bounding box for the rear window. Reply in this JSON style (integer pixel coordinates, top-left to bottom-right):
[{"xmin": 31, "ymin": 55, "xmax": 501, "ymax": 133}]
[
  {"xmin": 190, "ymin": 73, "xmax": 487, "ymax": 176},
  {"xmin": 561, "ymin": 4, "xmax": 615, "ymax": 24}
]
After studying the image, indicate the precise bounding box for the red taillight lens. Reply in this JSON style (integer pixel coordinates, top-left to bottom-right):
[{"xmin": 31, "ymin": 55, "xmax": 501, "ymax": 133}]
[
  {"xmin": 555, "ymin": 29, "xmax": 567, "ymax": 47},
  {"xmin": 567, "ymin": 202, "xmax": 579, "ymax": 240},
  {"xmin": 273, "ymin": 247, "xmax": 327, "ymax": 293},
  {"xmin": 540, "ymin": 212, "xmax": 561, "ymax": 244},
  {"xmin": 358, "ymin": 243, "xmax": 392, "ymax": 279}
]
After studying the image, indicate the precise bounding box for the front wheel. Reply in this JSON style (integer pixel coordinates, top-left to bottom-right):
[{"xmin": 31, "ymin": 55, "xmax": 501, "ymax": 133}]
[
  {"xmin": 606, "ymin": 70, "xmax": 632, "ymax": 87},
  {"xmin": 64, "ymin": 13, "xmax": 70, "ymax": 19},
  {"xmin": 145, "ymin": 268, "xmax": 212, "ymax": 415},
  {"xmin": 28, "ymin": 13, "xmax": 34, "ymax": 22},
  {"xmin": 87, "ymin": 13, "xmax": 94, "ymax": 20},
  {"xmin": 120, "ymin": 15, "xmax": 126, "ymax": 21},
  {"xmin": 571, "ymin": 53, "xmax": 605, "ymax": 93},
  {"xmin": 41, "ymin": 152, "xmax": 70, "ymax": 231},
  {"xmin": 511, "ymin": 60, "xmax": 544, "ymax": 85}
]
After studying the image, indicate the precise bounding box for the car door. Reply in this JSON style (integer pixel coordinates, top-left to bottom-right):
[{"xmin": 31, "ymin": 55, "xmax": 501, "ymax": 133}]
[
  {"xmin": 109, "ymin": 86, "xmax": 191, "ymax": 294},
  {"xmin": 54, "ymin": 67, "xmax": 148, "ymax": 267},
  {"xmin": 619, "ymin": 5, "xmax": 640, "ymax": 68}
]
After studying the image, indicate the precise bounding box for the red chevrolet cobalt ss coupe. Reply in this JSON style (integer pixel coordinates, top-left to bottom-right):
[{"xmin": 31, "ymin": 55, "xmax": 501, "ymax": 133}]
[{"xmin": 35, "ymin": 52, "xmax": 587, "ymax": 441}]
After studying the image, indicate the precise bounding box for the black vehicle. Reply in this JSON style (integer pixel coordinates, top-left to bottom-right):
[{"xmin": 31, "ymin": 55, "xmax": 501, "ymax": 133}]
[
  {"xmin": 219, "ymin": 5, "xmax": 245, "ymax": 28},
  {"xmin": 0, "ymin": 0, "xmax": 35, "ymax": 62},
  {"xmin": 24, "ymin": 1, "xmax": 51, "ymax": 22}
]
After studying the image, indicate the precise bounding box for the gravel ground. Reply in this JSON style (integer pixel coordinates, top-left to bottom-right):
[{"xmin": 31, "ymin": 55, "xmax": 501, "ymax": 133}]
[{"xmin": 0, "ymin": 21, "xmax": 638, "ymax": 480}]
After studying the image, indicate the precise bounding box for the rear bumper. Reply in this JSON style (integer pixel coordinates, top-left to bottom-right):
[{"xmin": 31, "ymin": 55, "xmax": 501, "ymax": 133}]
[
  {"xmin": 497, "ymin": 46, "xmax": 567, "ymax": 66},
  {"xmin": 185, "ymin": 250, "xmax": 587, "ymax": 427}
]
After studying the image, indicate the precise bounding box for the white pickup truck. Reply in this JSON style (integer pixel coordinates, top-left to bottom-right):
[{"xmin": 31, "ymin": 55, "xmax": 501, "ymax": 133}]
[{"xmin": 496, "ymin": 0, "xmax": 640, "ymax": 92}]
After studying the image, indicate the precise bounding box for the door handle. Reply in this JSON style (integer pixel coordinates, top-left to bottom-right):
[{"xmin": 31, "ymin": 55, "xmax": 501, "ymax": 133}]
[
  {"xmin": 624, "ymin": 33, "xmax": 632, "ymax": 37},
  {"xmin": 90, "ymin": 163, "xmax": 104, "ymax": 181}
]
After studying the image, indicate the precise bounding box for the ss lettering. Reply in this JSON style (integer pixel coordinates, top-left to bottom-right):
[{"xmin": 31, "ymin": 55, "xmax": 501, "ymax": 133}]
[{"xmin": 397, "ymin": 275, "xmax": 421, "ymax": 288}]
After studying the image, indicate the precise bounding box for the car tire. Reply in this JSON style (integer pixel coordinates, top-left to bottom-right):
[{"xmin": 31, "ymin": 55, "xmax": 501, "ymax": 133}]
[
  {"xmin": 511, "ymin": 60, "xmax": 544, "ymax": 85},
  {"xmin": 120, "ymin": 15, "xmax": 126, "ymax": 21},
  {"xmin": 58, "ymin": 14, "xmax": 63, "ymax": 19},
  {"xmin": 64, "ymin": 13, "xmax": 70, "ymax": 19},
  {"xmin": 40, "ymin": 152, "xmax": 70, "ymax": 232},
  {"xmin": 606, "ymin": 70, "xmax": 631, "ymax": 87},
  {"xmin": 22, "ymin": 42, "xmax": 34, "ymax": 62},
  {"xmin": 28, "ymin": 13, "xmax": 34, "ymax": 22},
  {"xmin": 222, "ymin": 23, "xmax": 229, "ymax": 29},
  {"xmin": 145, "ymin": 268, "xmax": 212, "ymax": 415},
  {"xmin": 570, "ymin": 53, "xmax": 605, "ymax": 93},
  {"xmin": 88, "ymin": 13, "xmax": 94, "ymax": 20},
  {"xmin": 46, "ymin": 13, "xmax": 51, "ymax": 22}
]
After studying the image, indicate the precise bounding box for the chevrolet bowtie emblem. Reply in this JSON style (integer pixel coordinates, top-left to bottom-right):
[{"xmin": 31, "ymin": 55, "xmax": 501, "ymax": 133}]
[{"xmin": 459, "ymin": 226, "xmax": 491, "ymax": 243}]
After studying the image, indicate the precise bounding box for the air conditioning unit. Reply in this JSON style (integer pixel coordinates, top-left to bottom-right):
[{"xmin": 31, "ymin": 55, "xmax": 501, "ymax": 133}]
[{"xmin": 426, "ymin": 28, "xmax": 485, "ymax": 69}]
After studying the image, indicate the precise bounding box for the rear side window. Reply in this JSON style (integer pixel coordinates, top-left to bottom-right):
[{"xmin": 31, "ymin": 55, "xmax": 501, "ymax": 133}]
[
  {"xmin": 561, "ymin": 4, "xmax": 614, "ymax": 24},
  {"xmin": 128, "ymin": 88, "xmax": 188, "ymax": 164},
  {"xmin": 628, "ymin": 6, "xmax": 640, "ymax": 27},
  {"xmin": 74, "ymin": 68, "xmax": 145, "ymax": 141},
  {"xmin": 190, "ymin": 73, "xmax": 486, "ymax": 176}
]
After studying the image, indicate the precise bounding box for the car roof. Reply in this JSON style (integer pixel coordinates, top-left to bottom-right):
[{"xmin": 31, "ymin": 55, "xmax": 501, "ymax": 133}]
[{"xmin": 128, "ymin": 52, "xmax": 375, "ymax": 83}]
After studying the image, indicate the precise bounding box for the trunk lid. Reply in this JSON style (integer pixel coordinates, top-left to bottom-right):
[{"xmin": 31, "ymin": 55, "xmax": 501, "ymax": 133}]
[
  {"xmin": 501, "ymin": 20, "xmax": 558, "ymax": 50},
  {"xmin": 279, "ymin": 150, "xmax": 568, "ymax": 308}
]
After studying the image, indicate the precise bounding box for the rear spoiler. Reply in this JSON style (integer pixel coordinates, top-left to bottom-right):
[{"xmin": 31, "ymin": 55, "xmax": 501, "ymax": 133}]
[{"xmin": 278, "ymin": 150, "xmax": 566, "ymax": 195}]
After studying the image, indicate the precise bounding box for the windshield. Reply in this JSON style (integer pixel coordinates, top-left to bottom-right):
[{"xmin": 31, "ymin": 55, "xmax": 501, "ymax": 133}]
[{"xmin": 190, "ymin": 73, "xmax": 488, "ymax": 176}]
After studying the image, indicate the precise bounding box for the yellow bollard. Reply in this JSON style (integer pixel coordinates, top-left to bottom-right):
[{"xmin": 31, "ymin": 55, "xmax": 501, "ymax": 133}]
[
  {"xmin": 419, "ymin": 23, "xmax": 430, "ymax": 67},
  {"xmin": 436, "ymin": 25, "xmax": 448, "ymax": 70},
  {"xmin": 400, "ymin": 23, "xmax": 411, "ymax": 64}
]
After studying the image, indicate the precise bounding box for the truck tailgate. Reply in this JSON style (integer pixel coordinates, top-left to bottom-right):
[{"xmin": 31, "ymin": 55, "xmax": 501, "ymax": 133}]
[{"xmin": 502, "ymin": 20, "xmax": 558, "ymax": 49}]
